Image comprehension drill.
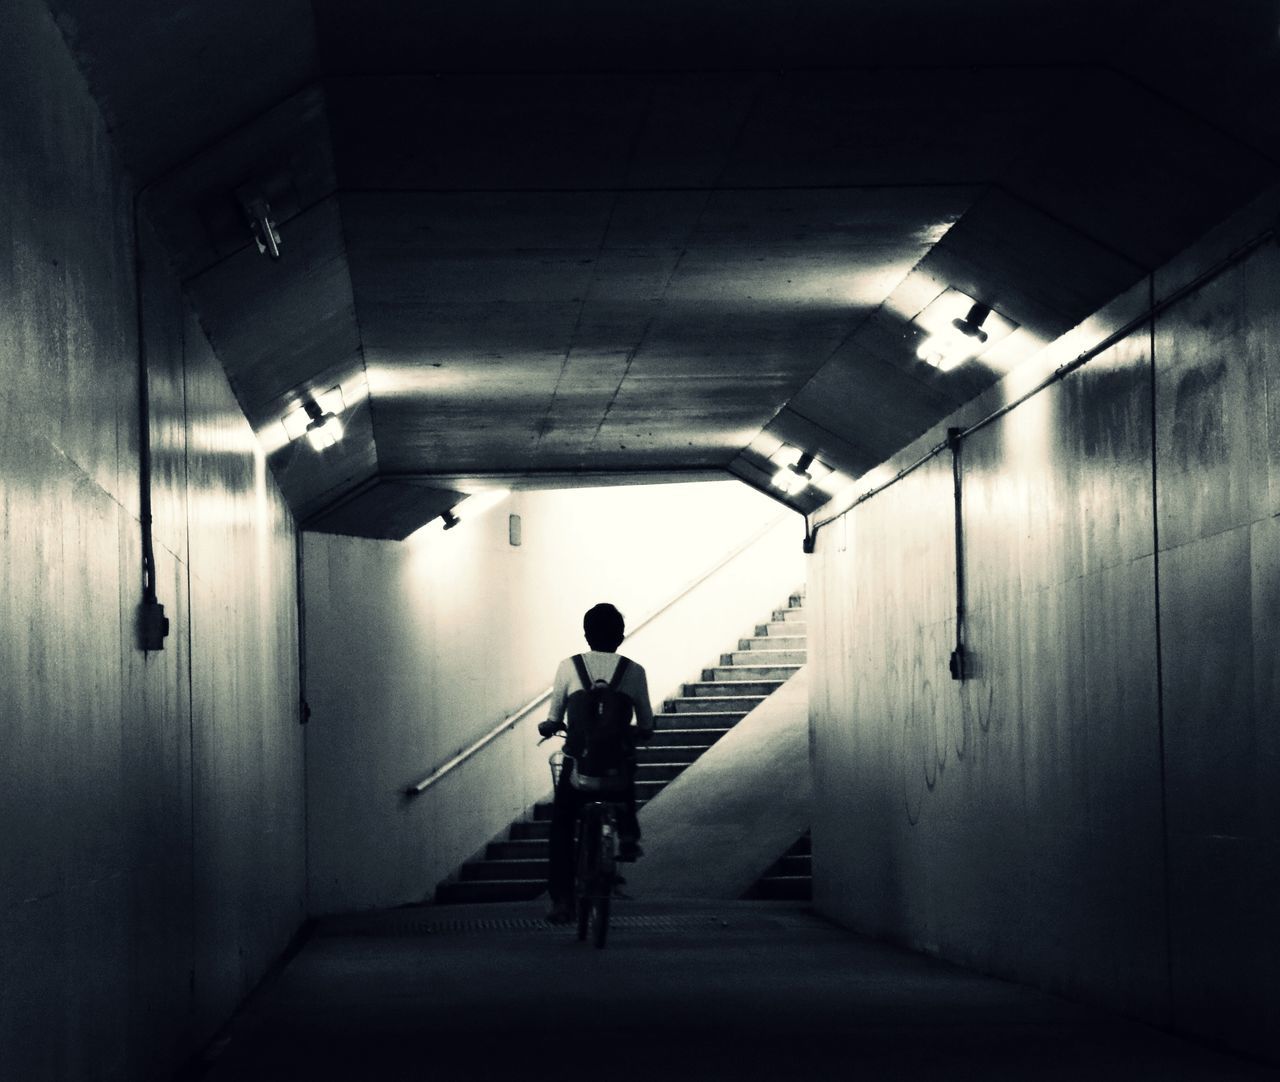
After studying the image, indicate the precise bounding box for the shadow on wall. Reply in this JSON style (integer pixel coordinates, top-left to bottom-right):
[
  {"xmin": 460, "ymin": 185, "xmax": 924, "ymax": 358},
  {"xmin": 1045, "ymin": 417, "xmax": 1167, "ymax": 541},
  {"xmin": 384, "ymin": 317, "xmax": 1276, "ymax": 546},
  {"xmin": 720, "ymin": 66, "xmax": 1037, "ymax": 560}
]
[{"xmin": 809, "ymin": 188, "xmax": 1280, "ymax": 1062}]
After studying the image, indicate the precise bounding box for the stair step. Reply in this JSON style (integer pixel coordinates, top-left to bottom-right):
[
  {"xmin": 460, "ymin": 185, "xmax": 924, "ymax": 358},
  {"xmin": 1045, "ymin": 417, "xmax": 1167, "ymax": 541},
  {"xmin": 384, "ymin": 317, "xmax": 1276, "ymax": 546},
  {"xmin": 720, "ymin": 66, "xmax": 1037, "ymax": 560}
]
[
  {"xmin": 461, "ymin": 858, "xmax": 547, "ymax": 881},
  {"xmin": 655, "ymin": 710, "xmax": 745, "ymax": 727},
  {"xmin": 438, "ymin": 592, "xmax": 807, "ymax": 909},
  {"xmin": 786, "ymin": 835, "xmax": 812, "ymax": 856},
  {"xmin": 510, "ymin": 820, "xmax": 550, "ymax": 840},
  {"xmin": 436, "ymin": 879, "xmax": 546, "ymax": 905},
  {"xmin": 666, "ymin": 696, "xmax": 764, "ymax": 714},
  {"xmin": 756, "ymin": 621, "xmax": 806, "ymax": 637},
  {"xmin": 635, "ymin": 762, "xmax": 687, "ymax": 782},
  {"xmin": 739, "ymin": 635, "xmax": 806, "ymax": 651},
  {"xmin": 636, "ymin": 743, "xmax": 705, "ymax": 764},
  {"xmin": 722, "ymin": 649, "xmax": 807, "ymax": 666},
  {"xmin": 704, "ymin": 664, "xmax": 801, "ymax": 682},
  {"xmin": 487, "ymin": 839, "xmax": 549, "ymax": 860},
  {"xmin": 745, "ymin": 876, "xmax": 812, "ymax": 901},
  {"xmin": 771, "ymin": 854, "xmax": 812, "ymax": 876},
  {"xmin": 646, "ymin": 727, "xmax": 726, "ymax": 747},
  {"xmin": 685, "ymin": 680, "xmax": 783, "ymax": 697}
]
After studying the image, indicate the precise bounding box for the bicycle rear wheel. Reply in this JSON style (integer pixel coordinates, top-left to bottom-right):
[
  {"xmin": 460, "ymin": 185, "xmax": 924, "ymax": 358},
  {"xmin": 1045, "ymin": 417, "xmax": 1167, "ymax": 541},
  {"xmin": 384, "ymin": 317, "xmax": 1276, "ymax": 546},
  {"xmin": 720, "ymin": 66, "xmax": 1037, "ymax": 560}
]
[
  {"xmin": 589, "ymin": 895, "xmax": 610, "ymax": 948},
  {"xmin": 574, "ymin": 810, "xmax": 600, "ymax": 941}
]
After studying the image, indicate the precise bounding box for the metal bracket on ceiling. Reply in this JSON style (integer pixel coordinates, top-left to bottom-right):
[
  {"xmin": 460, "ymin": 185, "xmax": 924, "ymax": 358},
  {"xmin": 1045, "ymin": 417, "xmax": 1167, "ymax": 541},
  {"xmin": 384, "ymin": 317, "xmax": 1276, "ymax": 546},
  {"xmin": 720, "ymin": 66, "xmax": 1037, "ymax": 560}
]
[{"xmin": 236, "ymin": 185, "xmax": 282, "ymax": 260}]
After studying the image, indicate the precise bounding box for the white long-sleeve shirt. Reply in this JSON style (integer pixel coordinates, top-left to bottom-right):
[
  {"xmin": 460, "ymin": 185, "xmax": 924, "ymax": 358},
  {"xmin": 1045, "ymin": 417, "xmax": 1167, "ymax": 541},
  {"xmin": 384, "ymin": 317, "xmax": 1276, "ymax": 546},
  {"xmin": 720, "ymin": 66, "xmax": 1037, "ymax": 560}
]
[{"xmin": 545, "ymin": 651, "xmax": 655, "ymax": 736}]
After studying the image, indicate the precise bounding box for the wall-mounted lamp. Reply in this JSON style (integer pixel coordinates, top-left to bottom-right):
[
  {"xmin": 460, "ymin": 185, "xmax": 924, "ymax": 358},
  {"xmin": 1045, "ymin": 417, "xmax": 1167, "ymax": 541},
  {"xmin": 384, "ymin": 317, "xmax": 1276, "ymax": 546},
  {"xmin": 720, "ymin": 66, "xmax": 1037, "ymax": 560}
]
[
  {"xmin": 411, "ymin": 490, "xmax": 511, "ymax": 541},
  {"xmin": 282, "ymin": 387, "xmax": 346, "ymax": 451},
  {"xmin": 770, "ymin": 446, "xmax": 841, "ymax": 496},
  {"xmin": 774, "ymin": 451, "xmax": 817, "ymax": 495},
  {"xmin": 236, "ymin": 187, "xmax": 282, "ymax": 260},
  {"xmin": 913, "ymin": 289, "xmax": 1017, "ymax": 372}
]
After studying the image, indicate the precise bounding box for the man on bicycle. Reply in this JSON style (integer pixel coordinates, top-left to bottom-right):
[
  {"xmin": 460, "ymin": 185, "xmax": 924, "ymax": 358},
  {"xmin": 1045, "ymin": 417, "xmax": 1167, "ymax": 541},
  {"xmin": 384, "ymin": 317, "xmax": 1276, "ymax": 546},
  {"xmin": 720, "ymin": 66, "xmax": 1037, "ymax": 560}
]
[{"xmin": 538, "ymin": 602, "xmax": 653, "ymax": 924}]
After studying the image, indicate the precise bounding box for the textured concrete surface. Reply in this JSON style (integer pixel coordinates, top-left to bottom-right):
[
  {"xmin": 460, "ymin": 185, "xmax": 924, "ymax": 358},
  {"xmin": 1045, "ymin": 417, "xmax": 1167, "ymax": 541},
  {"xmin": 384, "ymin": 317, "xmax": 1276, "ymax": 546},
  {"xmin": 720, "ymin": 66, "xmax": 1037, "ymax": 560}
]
[
  {"xmin": 809, "ymin": 186, "xmax": 1280, "ymax": 1062},
  {"xmin": 629, "ymin": 668, "xmax": 811, "ymax": 899},
  {"xmin": 192, "ymin": 900, "xmax": 1280, "ymax": 1082},
  {"xmin": 0, "ymin": 3, "xmax": 304, "ymax": 1079},
  {"xmin": 46, "ymin": 2, "xmax": 1280, "ymax": 535}
]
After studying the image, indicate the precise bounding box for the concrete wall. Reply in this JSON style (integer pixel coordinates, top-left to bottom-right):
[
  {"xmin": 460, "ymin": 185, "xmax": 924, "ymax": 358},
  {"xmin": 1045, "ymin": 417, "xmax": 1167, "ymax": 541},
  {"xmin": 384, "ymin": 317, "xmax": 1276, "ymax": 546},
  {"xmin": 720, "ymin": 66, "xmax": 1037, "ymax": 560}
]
[
  {"xmin": 303, "ymin": 482, "xmax": 801, "ymax": 914},
  {"xmin": 0, "ymin": 2, "xmax": 304, "ymax": 1079},
  {"xmin": 809, "ymin": 189, "xmax": 1280, "ymax": 1060}
]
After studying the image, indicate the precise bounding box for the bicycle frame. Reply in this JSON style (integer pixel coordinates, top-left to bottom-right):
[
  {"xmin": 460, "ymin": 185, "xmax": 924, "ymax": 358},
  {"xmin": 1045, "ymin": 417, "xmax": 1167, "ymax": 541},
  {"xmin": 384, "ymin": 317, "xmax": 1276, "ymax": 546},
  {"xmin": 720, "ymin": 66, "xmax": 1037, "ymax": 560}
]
[
  {"xmin": 574, "ymin": 798, "xmax": 625, "ymax": 947},
  {"xmin": 545, "ymin": 738, "xmax": 625, "ymax": 948}
]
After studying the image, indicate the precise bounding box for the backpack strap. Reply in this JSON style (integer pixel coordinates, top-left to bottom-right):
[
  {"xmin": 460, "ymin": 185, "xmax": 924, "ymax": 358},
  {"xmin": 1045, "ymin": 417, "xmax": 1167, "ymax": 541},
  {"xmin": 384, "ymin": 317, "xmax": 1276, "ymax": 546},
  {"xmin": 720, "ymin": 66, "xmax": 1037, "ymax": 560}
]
[
  {"xmin": 608, "ymin": 656, "xmax": 630, "ymax": 690},
  {"xmin": 571, "ymin": 654, "xmax": 593, "ymax": 691}
]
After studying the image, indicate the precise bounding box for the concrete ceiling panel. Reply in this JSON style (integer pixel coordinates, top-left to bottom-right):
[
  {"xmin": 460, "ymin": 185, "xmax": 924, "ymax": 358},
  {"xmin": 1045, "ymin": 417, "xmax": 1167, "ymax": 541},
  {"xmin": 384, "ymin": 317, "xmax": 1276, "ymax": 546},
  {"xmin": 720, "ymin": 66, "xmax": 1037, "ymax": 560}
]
[
  {"xmin": 141, "ymin": 85, "xmax": 338, "ymax": 280},
  {"xmin": 721, "ymin": 69, "xmax": 1049, "ymax": 188},
  {"xmin": 997, "ymin": 70, "xmax": 1278, "ymax": 270},
  {"xmin": 786, "ymin": 352, "xmax": 961, "ymax": 464},
  {"xmin": 310, "ymin": 0, "xmax": 1124, "ymax": 77},
  {"xmin": 303, "ymin": 478, "xmax": 464, "ymax": 540},
  {"xmin": 183, "ymin": 197, "xmax": 362, "ymax": 423},
  {"xmin": 620, "ymin": 74, "xmax": 770, "ymax": 189},
  {"xmin": 275, "ymin": 424, "xmax": 380, "ymax": 524},
  {"xmin": 328, "ymin": 76, "xmax": 653, "ymax": 190},
  {"xmin": 601, "ymin": 191, "xmax": 719, "ymax": 249},
  {"xmin": 47, "ymin": 0, "xmax": 319, "ymax": 181},
  {"xmin": 312, "ymin": 1, "xmax": 797, "ymax": 75},
  {"xmin": 757, "ymin": 408, "xmax": 887, "ymax": 479},
  {"xmin": 1119, "ymin": 1, "xmax": 1280, "ymax": 161},
  {"xmin": 49, "ymin": 0, "xmax": 1280, "ymax": 539},
  {"xmin": 360, "ymin": 305, "xmax": 582, "ymax": 370},
  {"xmin": 342, "ymin": 190, "xmax": 616, "ymax": 251},
  {"xmin": 353, "ymin": 249, "xmax": 604, "ymax": 306}
]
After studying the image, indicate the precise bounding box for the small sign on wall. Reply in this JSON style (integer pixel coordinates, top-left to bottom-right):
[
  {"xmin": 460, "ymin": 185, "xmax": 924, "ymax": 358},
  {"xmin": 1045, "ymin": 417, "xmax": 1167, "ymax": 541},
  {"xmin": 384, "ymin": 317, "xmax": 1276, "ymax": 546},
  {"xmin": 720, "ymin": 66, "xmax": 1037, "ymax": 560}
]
[{"xmin": 509, "ymin": 513, "xmax": 522, "ymax": 547}]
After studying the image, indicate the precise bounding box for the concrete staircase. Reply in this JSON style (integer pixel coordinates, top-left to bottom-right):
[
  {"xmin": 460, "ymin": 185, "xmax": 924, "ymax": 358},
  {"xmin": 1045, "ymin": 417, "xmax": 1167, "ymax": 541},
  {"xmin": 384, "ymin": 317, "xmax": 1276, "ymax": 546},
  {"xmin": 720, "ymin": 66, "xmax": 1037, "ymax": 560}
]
[
  {"xmin": 743, "ymin": 833, "xmax": 812, "ymax": 900},
  {"xmin": 434, "ymin": 590, "xmax": 807, "ymax": 904}
]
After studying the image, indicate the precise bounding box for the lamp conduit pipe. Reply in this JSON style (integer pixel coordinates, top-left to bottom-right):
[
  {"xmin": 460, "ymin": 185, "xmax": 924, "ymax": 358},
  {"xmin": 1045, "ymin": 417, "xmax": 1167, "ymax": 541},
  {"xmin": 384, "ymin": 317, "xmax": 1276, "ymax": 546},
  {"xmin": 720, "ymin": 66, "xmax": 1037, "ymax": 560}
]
[
  {"xmin": 947, "ymin": 428, "xmax": 968, "ymax": 681},
  {"xmin": 133, "ymin": 200, "xmax": 169, "ymax": 652},
  {"xmin": 805, "ymin": 223, "xmax": 1278, "ymax": 547}
]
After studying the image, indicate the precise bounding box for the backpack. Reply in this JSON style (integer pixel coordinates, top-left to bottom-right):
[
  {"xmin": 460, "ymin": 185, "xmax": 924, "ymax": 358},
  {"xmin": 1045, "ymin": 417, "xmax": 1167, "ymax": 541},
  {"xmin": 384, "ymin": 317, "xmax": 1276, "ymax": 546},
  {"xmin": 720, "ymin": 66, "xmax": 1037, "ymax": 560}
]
[{"xmin": 564, "ymin": 655, "xmax": 634, "ymax": 792}]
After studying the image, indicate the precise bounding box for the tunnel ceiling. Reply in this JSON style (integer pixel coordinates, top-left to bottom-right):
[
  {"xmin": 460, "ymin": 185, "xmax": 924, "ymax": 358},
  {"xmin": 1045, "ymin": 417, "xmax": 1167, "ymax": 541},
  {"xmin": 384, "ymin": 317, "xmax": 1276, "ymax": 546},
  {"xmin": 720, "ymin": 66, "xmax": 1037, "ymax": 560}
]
[{"xmin": 48, "ymin": 0, "xmax": 1280, "ymax": 538}]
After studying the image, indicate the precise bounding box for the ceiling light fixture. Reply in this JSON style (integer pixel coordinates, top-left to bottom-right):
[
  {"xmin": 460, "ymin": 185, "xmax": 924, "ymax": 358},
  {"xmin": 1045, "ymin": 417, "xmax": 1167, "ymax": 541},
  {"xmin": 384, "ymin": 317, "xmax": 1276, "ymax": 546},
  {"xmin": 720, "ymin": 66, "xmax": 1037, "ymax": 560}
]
[
  {"xmin": 773, "ymin": 451, "xmax": 815, "ymax": 495},
  {"xmin": 237, "ymin": 187, "xmax": 282, "ymax": 260},
  {"xmin": 303, "ymin": 406, "xmax": 343, "ymax": 451},
  {"xmin": 917, "ymin": 302, "xmax": 991, "ymax": 371},
  {"xmin": 408, "ymin": 490, "xmax": 512, "ymax": 544},
  {"xmin": 441, "ymin": 489, "xmax": 510, "ymax": 531},
  {"xmin": 770, "ymin": 447, "xmax": 833, "ymax": 496},
  {"xmin": 913, "ymin": 289, "xmax": 1017, "ymax": 372},
  {"xmin": 282, "ymin": 387, "xmax": 346, "ymax": 451}
]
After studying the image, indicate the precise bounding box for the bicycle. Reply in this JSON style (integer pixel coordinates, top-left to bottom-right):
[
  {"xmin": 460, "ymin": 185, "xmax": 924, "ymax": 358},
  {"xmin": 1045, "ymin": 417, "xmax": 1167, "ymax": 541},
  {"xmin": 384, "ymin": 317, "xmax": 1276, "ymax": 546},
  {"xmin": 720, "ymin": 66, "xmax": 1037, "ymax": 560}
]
[{"xmin": 543, "ymin": 735, "xmax": 628, "ymax": 949}]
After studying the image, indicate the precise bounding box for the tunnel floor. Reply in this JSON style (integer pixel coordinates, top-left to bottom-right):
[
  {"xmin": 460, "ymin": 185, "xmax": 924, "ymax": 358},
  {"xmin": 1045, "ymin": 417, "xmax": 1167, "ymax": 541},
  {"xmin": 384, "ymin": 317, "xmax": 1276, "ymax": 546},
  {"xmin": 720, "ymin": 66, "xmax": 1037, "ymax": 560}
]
[{"xmin": 191, "ymin": 900, "xmax": 1279, "ymax": 1081}]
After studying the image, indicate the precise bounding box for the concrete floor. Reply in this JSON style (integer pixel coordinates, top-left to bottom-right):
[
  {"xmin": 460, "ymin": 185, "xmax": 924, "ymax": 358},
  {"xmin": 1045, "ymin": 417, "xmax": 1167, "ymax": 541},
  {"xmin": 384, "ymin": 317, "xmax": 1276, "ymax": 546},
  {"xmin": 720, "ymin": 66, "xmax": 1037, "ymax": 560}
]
[{"xmin": 188, "ymin": 899, "xmax": 1280, "ymax": 1082}]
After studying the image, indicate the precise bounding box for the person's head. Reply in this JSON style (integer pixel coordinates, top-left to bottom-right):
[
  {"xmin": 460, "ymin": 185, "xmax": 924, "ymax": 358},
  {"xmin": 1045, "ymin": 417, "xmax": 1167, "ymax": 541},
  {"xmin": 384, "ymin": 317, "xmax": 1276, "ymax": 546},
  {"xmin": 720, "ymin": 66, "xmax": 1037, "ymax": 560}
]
[{"xmin": 583, "ymin": 603, "xmax": 625, "ymax": 652}]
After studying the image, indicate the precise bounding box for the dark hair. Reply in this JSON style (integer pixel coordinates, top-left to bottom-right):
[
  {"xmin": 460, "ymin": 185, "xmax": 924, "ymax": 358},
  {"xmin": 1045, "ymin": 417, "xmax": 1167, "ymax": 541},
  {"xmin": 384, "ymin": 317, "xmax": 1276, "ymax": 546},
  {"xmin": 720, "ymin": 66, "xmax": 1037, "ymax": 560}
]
[{"xmin": 583, "ymin": 603, "xmax": 625, "ymax": 651}]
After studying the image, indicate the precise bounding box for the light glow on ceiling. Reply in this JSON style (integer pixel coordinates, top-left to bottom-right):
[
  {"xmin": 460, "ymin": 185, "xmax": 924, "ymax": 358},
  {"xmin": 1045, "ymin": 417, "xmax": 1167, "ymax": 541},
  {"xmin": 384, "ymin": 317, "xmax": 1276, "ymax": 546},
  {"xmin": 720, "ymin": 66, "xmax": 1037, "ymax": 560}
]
[
  {"xmin": 913, "ymin": 289, "xmax": 1017, "ymax": 372},
  {"xmin": 407, "ymin": 488, "xmax": 512, "ymax": 545},
  {"xmin": 282, "ymin": 386, "xmax": 346, "ymax": 442},
  {"xmin": 769, "ymin": 446, "xmax": 838, "ymax": 496},
  {"xmin": 304, "ymin": 412, "xmax": 344, "ymax": 451}
]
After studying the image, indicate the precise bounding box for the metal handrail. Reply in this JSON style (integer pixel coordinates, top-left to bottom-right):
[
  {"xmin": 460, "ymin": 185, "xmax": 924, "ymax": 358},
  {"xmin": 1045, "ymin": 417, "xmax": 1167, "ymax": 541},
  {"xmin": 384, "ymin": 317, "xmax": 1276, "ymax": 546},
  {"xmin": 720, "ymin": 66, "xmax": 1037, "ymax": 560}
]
[{"xmin": 405, "ymin": 511, "xmax": 791, "ymax": 795}]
